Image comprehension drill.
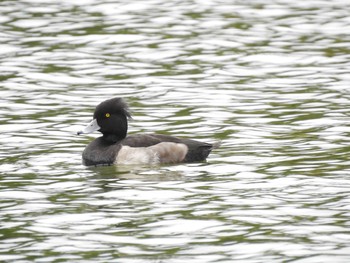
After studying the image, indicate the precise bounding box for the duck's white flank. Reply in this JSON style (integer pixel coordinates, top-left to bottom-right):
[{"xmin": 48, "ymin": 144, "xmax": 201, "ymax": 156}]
[{"xmin": 115, "ymin": 142, "xmax": 188, "ymax": 165}]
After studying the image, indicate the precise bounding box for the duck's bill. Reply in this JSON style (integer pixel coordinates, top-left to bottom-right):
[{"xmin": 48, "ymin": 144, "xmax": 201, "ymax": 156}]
[{"xmin": 77, "ymin": 119, "xmax": 100, "ymax": 135}]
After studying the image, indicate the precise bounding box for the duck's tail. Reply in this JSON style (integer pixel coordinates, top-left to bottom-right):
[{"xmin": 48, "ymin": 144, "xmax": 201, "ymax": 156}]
[{"xmin": 211, "ymin": 140, "xmax": 221, "ymax": 149}]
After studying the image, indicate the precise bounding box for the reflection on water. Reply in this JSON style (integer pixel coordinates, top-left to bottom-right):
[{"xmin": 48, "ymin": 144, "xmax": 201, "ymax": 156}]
[{"xmin": 1, "ymin": 0, "xmax": 350, "ymax": 262}]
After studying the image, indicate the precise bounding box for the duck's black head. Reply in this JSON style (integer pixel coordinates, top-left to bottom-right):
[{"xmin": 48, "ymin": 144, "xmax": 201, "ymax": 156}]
[{"xmin": 78, "ymin": 98, "xmax": 131, "ymax": 143}]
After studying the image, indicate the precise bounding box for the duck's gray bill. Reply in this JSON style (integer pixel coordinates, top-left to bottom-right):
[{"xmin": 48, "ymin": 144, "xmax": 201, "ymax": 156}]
[{"xmin": 77, "ymin": 119, "xmax": 100, "ymax": 135}]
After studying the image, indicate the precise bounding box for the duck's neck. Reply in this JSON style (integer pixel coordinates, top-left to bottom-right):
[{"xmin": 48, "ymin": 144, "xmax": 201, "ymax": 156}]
[
  {"xmin": 102, "ymin": 133, "xmax": 126, "ymax": 144},
  {"xmin": 100, "ymin": 115, "xmax": 128, "ymax": 144}
]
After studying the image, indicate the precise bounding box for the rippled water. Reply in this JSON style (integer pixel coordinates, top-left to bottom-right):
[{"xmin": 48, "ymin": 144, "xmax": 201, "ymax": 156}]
[{"xmin": 1, "ymin": 0, "xmax": 350, "ymax": 262}]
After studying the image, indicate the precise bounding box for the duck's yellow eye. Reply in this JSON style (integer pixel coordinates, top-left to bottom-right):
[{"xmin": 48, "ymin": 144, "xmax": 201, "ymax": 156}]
[{"xmin": 105, "ymin": 113, "xmax": 110, "ymax": 118}]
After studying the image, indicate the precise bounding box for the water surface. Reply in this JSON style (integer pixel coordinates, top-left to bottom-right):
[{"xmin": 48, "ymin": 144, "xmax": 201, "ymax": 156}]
[{"xmin": 1, "ymin": 0, "xmax": 350, "ymax": 262}]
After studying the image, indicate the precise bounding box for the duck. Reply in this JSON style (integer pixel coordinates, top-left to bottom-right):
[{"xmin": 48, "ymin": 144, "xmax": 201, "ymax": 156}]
[{"xmin": 77, "ymin": 97, "xmax": 219, "ymax": 166}]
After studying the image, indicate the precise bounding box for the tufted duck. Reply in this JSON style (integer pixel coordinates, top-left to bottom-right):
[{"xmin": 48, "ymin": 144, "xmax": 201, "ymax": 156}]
[{"xmin": 78, "ymin": 98, "xmax": 219, "ymax": 166}]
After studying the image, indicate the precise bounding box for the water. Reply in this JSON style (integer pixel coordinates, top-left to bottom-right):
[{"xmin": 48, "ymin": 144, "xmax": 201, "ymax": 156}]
[{"xmin": 1, "ymin": 0, "xmax": 350, "ymax": 262}]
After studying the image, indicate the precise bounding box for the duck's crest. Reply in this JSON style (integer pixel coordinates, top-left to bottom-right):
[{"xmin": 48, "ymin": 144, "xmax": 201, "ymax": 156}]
[{"xmin": 94, "ymin": 97, "xmax": 132, "ymax": 119}]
